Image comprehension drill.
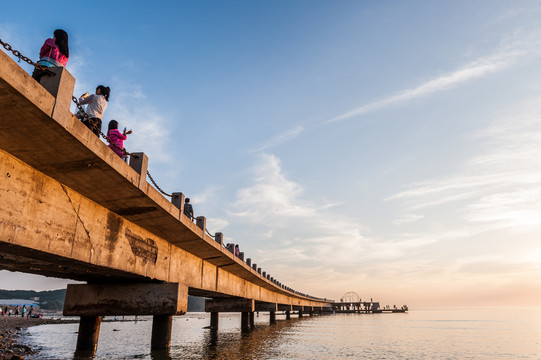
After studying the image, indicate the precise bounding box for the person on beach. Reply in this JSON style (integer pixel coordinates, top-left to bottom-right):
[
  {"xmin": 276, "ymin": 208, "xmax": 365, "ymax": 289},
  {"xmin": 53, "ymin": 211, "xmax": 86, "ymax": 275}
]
[
  {"xmin": 106, "ymin": 120, "xmax": 132, "ymax": 161},
  {"xmin": 14, "ymin": 305, "xmax": 19, "ymax": 316},
  {"xmin": 21, "ymin": 305, "xmax": 26, "ymax": 318},
  {"xmin": 78, "ymin": 85, "xmax": 110, "ymax": 136},
  {"xmin": 32, "ymin": 29, "xmax": 69, "ymax": 83},
  {"xmin": 184, "ymin": 198, "xmax": 194, "ymax": 221}
]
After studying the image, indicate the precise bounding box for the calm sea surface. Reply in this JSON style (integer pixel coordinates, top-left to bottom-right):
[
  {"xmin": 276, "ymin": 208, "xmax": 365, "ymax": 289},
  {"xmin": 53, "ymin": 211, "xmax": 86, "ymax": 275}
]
[{"xmin": 23, "ymin": 308, "xmax": 541, "ymax": 359}]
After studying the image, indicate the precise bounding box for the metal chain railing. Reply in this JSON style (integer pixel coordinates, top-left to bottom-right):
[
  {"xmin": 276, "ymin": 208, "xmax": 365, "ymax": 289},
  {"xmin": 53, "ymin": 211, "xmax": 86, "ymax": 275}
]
[
  {"xmin": 0, "ymin": 38, "xmax": 53, "ymax": 75},
  {"xmin": 1, "ymin": 37, "xmax": 316, "ymax": 299},
  {"xmin": 3, "ymin": 37, "xmax": 174, "ymax": 206},
  {"xmin": 146, "ymin": 170, "xmax": 172, "ymax": 197},
  {"xmin": 73, "ymin": 97, "xmax": 172, "ymax": 198}
]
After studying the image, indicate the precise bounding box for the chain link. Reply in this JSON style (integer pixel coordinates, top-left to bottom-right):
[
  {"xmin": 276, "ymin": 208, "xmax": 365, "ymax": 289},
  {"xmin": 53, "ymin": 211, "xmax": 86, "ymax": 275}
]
[
  {"xmin": 0, "ymin": 38, "xmax": 54, "ymax": 75},
  {"xmin": 205, "ymin": 228, "xmax": 215, "ymax": 238},
  {"xmin": 1, "ymin": 37, "xmax": 175, "ymax": 206},
  {"xmin": 146, "ymin": 170, "xmax": 172, "ymax": 197}
]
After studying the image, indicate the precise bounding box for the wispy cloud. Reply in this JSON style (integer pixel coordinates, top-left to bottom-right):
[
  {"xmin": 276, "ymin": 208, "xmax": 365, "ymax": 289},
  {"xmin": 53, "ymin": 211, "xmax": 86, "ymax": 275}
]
[
  {"xmin": 251, "ymin": 125, "xmax": 304, "ymax": 153},
  {"xmin": 393, "ymin": 214, "xmax": 424, "ymax": 225},
  {"xmin": 327, "ymin": 47, "xmax": 527, "ymax": 124},
  {"xmin": 388, "ymin": 96, "xmax": 541, "ymax": 234}
]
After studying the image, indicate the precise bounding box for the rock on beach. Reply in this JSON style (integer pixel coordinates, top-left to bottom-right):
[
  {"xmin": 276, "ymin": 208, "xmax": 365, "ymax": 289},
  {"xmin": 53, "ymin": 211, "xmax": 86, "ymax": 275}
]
[{"xmin": 0, "ymin": 316, "xmax": 76, "ymax": 360}]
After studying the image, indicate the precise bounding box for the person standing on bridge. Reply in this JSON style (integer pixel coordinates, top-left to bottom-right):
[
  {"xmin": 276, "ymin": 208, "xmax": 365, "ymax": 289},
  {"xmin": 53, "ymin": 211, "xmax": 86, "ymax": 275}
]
[
  {"xmin": 32, "ymin": 29, "xmax": 69, "ymax": 83},
  {"xmin": 78, "ymin": 85, "xmax": 110, "ymax": 136},
  {"xmin": 106, "ymin": 120, "xmax": 132, "ymax": 161},
  {"xmin": 184, "ymin": 198, "xmax": 194, "ymax": 221}
]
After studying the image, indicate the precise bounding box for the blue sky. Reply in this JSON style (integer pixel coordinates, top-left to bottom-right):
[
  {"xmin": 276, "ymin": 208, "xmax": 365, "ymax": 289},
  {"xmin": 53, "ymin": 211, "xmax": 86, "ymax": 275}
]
[{"xmin": 2, "ymin": 1, "xmax": 541, "ymax": 307}]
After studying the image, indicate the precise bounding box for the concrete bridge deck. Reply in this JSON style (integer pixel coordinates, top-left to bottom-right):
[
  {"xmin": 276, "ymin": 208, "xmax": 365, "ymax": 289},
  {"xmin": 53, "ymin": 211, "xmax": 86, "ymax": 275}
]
[{"xmin": 0, "ymin": 48, "xmax": 333, "ymax": 353}]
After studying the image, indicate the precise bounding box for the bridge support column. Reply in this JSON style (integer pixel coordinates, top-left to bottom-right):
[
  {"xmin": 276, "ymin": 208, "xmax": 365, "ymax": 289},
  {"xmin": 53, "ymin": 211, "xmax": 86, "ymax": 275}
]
[
  {"xmin": 269, "ymin": 311, "xmax": 276, "ymax": 324},
  {"xmin": 249, "ymin": 311, "xmax": 255, "ymax": 329},
  {"xmin": 75, "ymin": 315, "xmax": 101, "ymax": 354},
  {"xmin": 210, "ymin": 312, "xmax": 219, "ymax": 329},
  {"xmin": 151, "ymin": 315, "xmax": 173, "ymax": 350},
  {"xmin": 241, "ymin": 312, "xmax": 250, "ymax": 332},
  {"xmin": 286, "ymin": 310, "xmax": 291, "ymax": 320}
]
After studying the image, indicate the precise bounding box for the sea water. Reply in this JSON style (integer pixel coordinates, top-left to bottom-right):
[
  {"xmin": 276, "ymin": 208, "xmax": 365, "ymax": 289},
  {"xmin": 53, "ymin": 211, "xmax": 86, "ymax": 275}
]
[{"xmin": 23, "ymin": 308, "xmax": 541, "ymax": 359}]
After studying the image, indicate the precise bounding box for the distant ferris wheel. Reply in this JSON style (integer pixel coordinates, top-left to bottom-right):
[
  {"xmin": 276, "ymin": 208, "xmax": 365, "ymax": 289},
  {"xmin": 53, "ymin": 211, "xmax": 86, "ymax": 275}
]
[{"xmin": 341, "ymin": 292, "xmax": 361, "ymax": 303}]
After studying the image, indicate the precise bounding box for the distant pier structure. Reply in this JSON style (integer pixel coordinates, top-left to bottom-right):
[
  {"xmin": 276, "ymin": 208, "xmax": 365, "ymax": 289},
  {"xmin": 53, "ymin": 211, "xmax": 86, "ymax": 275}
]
[{"xmin": 332, "ymin": 292, "xmax": 407, "ymax": 314}]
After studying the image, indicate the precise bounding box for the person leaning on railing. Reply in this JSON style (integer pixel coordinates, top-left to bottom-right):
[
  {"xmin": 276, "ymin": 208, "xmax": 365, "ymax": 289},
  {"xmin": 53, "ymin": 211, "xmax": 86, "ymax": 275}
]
[
  {"xmin": 184, "ymin": 198, "xmax": 194, "ymax": 221},
  {"xmin": 78, "ymin": 85, "xmax": 111, "ymax": 136},
  {"xmin": 32, "ymin": 29, "xmax": 69, "ymax": 82}
]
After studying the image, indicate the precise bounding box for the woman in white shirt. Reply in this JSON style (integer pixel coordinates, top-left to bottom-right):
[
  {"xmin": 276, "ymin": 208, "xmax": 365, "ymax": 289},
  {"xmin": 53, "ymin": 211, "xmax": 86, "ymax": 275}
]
[{"xmin": 79, "ymin": 85, "xmax": 110, "ymax": 136}]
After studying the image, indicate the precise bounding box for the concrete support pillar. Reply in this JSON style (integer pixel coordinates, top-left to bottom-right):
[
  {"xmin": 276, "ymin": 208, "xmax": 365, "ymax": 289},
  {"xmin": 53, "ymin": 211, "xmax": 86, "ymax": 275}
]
[
  {"xmin": 210, "ymin": 312, "xmax": 219, "ymax": 329},
  {"xmin": 249, "ymin": 311, "xmax": 255, "ymax": 329},
  {"xmin": 241, "ymin": 312, "xmax": 250, "ymax": 332},
  {"xmin": 269, "ymin": 311, "xmax": 276, "ymax": 324},
  {"xmin": 286, "ymin": 310, "xmax": 291, "ymax": 320},
  {"xmin": 75, "ymin": 315, "xmax": 102, "ymax": 354},
  {"xmin": 298, "ymin": 311, "xmax": 303, "ymax": 318},
  {"xmin": 309, "ymin": 310, "xmax": 313, "ymax": 316},
  {"xmin": 151, "ymin": 315, "xmax": 173, "ymax": 350}
]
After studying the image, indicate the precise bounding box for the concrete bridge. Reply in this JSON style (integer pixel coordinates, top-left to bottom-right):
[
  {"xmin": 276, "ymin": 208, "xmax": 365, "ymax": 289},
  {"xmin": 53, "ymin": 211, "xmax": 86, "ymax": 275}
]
[{"xmin": 0, "ymin": 49, "xmax": 336, "ymax": 354}]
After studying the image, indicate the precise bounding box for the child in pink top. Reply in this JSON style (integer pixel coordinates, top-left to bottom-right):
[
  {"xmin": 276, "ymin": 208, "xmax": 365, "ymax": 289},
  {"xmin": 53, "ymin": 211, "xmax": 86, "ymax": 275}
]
[
  {"xmin": 106, "ymin": 120, "xmax": 132, "ymax": 161},
  {"xmin": 32, "ymin": 29, "xmax": 69, "ymax": 82}
]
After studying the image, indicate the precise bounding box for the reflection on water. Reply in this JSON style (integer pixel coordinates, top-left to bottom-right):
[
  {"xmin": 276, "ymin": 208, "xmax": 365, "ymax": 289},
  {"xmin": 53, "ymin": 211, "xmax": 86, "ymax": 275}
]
[{"xmin": 24, "ymin": 308, "xmax": 541, "ymax": 359}]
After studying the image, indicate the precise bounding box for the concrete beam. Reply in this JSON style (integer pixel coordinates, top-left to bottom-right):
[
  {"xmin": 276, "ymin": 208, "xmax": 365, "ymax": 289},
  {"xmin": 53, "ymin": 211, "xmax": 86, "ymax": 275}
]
[
  {"xmin": 63, "ymin": 283, "xmax": 187, "ymax": 316},
  {"xmin": 277, "ymin": 304, "xmax": 292, "ymax": 311},
  {"xmin": 205, "ymin": 298, "xmax": 254, "ymax": 313},
  {"xmin": 255, "ymin": 301, "xmax": 277, "ymax": 312}
]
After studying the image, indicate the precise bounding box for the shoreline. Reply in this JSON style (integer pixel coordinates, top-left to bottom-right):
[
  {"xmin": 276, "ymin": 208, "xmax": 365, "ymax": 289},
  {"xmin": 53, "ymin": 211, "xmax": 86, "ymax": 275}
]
[{"xmin": 0, "ymin": 316, "xmax": 78, "ymax": 360}]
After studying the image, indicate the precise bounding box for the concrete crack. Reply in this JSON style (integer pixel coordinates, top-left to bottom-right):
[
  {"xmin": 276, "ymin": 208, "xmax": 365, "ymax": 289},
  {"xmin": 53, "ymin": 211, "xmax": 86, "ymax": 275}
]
[{"xmin": 60, "ymin": 184, "xmax": 92, "ymax": 243}]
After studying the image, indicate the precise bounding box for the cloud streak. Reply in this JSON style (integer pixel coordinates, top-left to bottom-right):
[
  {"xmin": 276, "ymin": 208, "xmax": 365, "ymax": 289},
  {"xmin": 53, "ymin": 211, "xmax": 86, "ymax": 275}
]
[
  {"xmin": 327, "ymin": 48, "xmax": 526, "ymax": 124},
  {"xmin": 251, "ymin": 125, "xmax": 304, "ymax": 153}
]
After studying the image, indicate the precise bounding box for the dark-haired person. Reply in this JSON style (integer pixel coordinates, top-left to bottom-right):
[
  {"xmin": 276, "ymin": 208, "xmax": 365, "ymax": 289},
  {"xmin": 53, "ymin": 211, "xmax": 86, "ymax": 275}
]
[
  {"xmin": 184, "ymin": 198, "xmax": 194, "ymax": 221},
  {"xmin": 106, "ymin": 120, "xmax": 132, "ymax": 161},
  {"xmin": 32, "ymin": 29, "xmax": 69, "ymax": 82},
  {"xmin": 78, "ymin": 85, "xmax": 111, "ymax": 136}
]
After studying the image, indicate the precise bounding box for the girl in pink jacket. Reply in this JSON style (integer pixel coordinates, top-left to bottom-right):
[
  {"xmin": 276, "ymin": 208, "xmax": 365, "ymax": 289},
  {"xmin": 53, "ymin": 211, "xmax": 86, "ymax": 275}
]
[
  {"xmin": 32, "ymin": 29, "xmax": 69, "ymax": 82},
  {"xmin": 107, "ymin": 120, "xmax": 132, "ymax": 161}
]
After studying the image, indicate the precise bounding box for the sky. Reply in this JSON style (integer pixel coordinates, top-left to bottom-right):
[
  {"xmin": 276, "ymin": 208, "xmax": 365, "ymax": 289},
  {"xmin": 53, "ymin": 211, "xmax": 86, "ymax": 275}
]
[{"xmin": 1, "ymin": 0, "xmax": 541, "ymax": 308}]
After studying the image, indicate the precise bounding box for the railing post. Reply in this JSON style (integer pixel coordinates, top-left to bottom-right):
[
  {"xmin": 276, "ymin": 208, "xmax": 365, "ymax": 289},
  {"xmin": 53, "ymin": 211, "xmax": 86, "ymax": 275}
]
[
  {"xmin": 239, "ymin": 252, "xmax": 244, "ymax": 261},
  {"xmin": 39, "ymin": 66, "xmax": 75, "ymax": 121},
  {"xmin": 246, "ymin": 258, "xmax": 252, "ymax": 267},
  {"xmin": 129, "ymin": 152, "xmax": 148, "ymax": 190},
  {"xmin": 196, "ymin": 216, "xmax": 206, "ymax": 231},
  {"xmin": 215, "ymin": 232, "xmax": 223, "ymax": 246},
  {"xmin": 171, "ymin": 192, "xmax": 185, "ymax": 219}
]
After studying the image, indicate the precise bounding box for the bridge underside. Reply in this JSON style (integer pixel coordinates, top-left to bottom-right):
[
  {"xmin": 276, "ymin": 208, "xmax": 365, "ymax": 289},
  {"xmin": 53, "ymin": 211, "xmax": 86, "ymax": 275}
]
[{"xmin": 0, "ymin": 49, "xmax": 330, "ymax": 309}]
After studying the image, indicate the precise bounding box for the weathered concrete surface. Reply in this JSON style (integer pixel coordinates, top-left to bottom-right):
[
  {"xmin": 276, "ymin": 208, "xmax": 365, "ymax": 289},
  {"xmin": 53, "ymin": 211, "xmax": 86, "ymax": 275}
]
[
  {"xmin": 63, "ymin": 283, "xmax": 188, "ymax": 316},
  {"xmin": 255, "ymin": 301, "xmax": 278, "ymax": 312},
  {"xmin": 205, "ymin": 299, "xmax": 254, "ymax": 313},
  {"xmin": 0, "ymin": 49, "xmax": 331, "ymax": 309}
]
